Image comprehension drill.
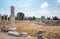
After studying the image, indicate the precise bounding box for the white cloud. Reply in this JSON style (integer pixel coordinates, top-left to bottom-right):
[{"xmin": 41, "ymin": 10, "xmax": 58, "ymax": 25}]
[
  {"xmin": 41, "ymin": 2, "xmax": 49, "ymax": 9},
  {"xmin": 57, "ymin": 0, "xmax": 60, "ymax": 3}
]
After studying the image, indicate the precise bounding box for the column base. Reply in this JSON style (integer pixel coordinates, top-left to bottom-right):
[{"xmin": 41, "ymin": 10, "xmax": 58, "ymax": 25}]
[{"xmin": 8, "ymin": 26, "xmax": 20, "ymax": 36}]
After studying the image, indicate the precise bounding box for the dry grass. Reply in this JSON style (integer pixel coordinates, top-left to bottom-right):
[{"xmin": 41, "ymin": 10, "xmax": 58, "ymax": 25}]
[{"xmin": 0, "ymin": 21, "xmax": 60, "ymax": 37}]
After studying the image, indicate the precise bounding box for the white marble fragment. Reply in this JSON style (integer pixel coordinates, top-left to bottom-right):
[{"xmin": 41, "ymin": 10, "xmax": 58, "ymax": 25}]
[{"xmin": 8, "ymin": 31, "xmax": 20, "ymax": 36}]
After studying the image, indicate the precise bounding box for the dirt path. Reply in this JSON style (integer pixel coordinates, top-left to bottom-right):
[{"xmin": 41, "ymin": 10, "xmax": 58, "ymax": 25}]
[
  {"xmin": 0, "ymin": 32, "xmax": 37, "ymax": 39},
  {"xmin": 0, "ymin": 32, "xmax": 28, "ymax": 39}
]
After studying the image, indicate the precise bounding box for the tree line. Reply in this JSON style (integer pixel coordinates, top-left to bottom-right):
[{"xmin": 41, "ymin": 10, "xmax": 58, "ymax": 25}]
[
  {"xmin": 15, "ymin": 12, "xmax": 36, "ymax": 20},
  {"xmin": 1, "ymin": 12, "xmax": 60, "ymax": 21},
  {"xmin": 47, "ymin": 16, "xmax": 60, "ymax": 20}
]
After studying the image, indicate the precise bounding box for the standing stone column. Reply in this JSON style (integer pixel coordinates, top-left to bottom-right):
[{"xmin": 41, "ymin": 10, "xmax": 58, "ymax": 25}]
[
  {"xmin": 0, "ymin": 14, "xmax": 2, "ymax": 23},
  {"xmin": 6, "ymin": 15, "xmax": 8, "ymax": 22},
  {"xmin": 3, "ymin": 15, "xmax": 6, "ymax": 26},
  {"xmin": 8, "ymin": 6, "xmax": 16, "ymax": 31},
  {"xmin": 11, "ymin": 6, "xmax": 15, "ymax": 26},
  {"xmin": 41, "ymin": 16, "xmax": 45, "ymax": 22},
  {"xmin": 8, "ymin": 6, "xmax": 19, "ymax": 36}
]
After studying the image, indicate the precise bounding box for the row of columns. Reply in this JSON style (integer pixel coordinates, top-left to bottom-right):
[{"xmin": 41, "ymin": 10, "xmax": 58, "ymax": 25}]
[
  {"xmin": 3, "ymin": 15, "xmax": 8, "ymax": 22},
  {"xmin": 0, "ymin": 14, "xmax": 9, "ymax": 23},
  {"xmin": 0, "ymin": 6, "xmax": 15, "ymax": 27}
]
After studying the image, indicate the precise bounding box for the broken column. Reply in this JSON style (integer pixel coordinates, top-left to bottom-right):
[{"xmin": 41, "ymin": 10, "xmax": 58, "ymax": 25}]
[
  {"xmin": 0, "ymin": 14, "xmax": 2, "ymax": 23},
  {"xmin": 1, "ymin": 14, "xmax": 8, "ymax": 32},
  {"xmin": 3, "ymin": 15, "xmax": 6, "ymax": 26},
  {"xmin": 37, "ymin": 29, "xmax": 43, "ymax": 39},
  {"xmin": 11, "ymin": 6, "xmax": 15, "ymax": 26},
  {"xmin": 8, "ymin": 6, "xmax": 19, "ymax": 36},
  {"xmin": 8, "ymin": 6, "xmax": 16, "ymax": 31},
  {"xmin": 41, "ymin": 16, "xmax": 45, "ymax": 22}
]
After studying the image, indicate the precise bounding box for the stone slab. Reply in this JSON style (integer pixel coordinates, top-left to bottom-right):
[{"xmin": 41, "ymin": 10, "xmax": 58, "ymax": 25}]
[{"xmin": 8, "ymin": 31, "xmax": 20, "ymax": 37}]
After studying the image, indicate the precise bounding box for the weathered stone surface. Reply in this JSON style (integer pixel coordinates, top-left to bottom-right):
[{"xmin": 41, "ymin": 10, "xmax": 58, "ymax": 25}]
[
  {"xmin": 8, "ymin": 6, "xmax": 19, "ymax": 37},
  {"xmin": 1, "ymin": 17, "xmax": 8, "ymax": 32},
  {"xmin": 1, "ymin": 26, "xmax": 8, "ymax": 32},
  {"xmin": 0, "ymin": 32, "xmax": 27, "ymax": 39},
  {"xmin": 8, "ymin": 26, "xmax": 16, "ymax": 31},
  {"xmin": 20, "ymin": 32, "xmax": 28, "ymax": 37},
  {"xmin": 41, "ymin": 16, "xmax": 45, "ymax": 22},
  {"xmin": 8, "ymin": 6, "xmax": 16, "ymax": 31},
  {"xmin": 0, "ymin": 14, "xmax": 2, "ymax": 23},
  {"xmin": 8, "ymin": 31, "xmax": 20, "ymax": 37},
  {"xmin": 6, "ymin": 15, "xmax": 8, "ymax": 22},
  {"xmin": 10, "ymin": 6, "xmax": 15, "ymax": 26},
  {"xmin": 37, "ymin": 29, "xmax": 43, "ymax": 39}
]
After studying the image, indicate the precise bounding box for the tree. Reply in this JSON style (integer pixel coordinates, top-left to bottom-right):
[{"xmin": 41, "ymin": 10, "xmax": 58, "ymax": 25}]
[
  {"xmin": 32, "ymin": 16, "xmax": 36, "ymax": 20},
  {"xmin": 47, "ymin": 17, "xmax": 50, "ymax": 20},
  {"xmin": 53, "ymin": 16, "xmax": 58, "ymax": 20},
  {"xmin": 17, "ymin": 12, "xmax": 25, "ymax": 20},
  {"xmin": 28, "ymin": 17, "xmax": 32, "ymax": 20}
]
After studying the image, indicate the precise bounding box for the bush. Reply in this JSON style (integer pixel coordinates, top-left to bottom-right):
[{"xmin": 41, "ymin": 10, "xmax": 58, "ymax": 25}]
[{"xmin": 53, "ymin": 16, "xmax": 58, "ymax": 20}]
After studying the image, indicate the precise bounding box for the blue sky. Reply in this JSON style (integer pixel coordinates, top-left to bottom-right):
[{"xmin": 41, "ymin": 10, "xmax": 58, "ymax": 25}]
[{"xmin": 0, "ymin": 0, "xmax": 60, "ymax": 18}]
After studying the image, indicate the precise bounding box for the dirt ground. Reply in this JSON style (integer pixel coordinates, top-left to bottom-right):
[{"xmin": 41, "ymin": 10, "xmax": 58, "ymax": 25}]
[
  {"xmin": 0, "ymin": 21, "xmax": 60, "ymax": 37},
  {"xmin": 0, "ymin": 32, "xmax": 26, "ymax": 39},
  {"xmin": 0, "ymin": 32, "xmax": 37, "ymax": 39}
]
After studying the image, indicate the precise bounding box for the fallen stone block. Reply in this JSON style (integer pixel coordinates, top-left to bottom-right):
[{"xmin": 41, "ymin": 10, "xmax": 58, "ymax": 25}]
[
  {"xmin": 8, "ymin": 31, "xmax": 20, "ymax": 37},
  {"xmin": 20, "ymin": 32, "xmax": 29, "ymax": 37},
  {"xmin": 1, "ymin": 26, "xmax": 8, "ymax": 32}
]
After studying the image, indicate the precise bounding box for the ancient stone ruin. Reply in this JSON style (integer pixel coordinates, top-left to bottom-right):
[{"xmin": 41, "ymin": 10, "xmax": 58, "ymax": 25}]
[
  {"xmin": 37, "ymin": 29, "xmax": 43, "ymax": 39},
  {"xmin": 8, "ymin": 6, "xmax": 20, "ymax": 36},
  {"xmin": 1, "ymin": 14, "xmax": 8, "ymax": 32},
  {"xmin": 0, "ymin": 14, "xmax": 2, "ymax": 23},
  {"xmin": 39, "ymin": 16, "xmax": 60, "ymax": 26}
]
